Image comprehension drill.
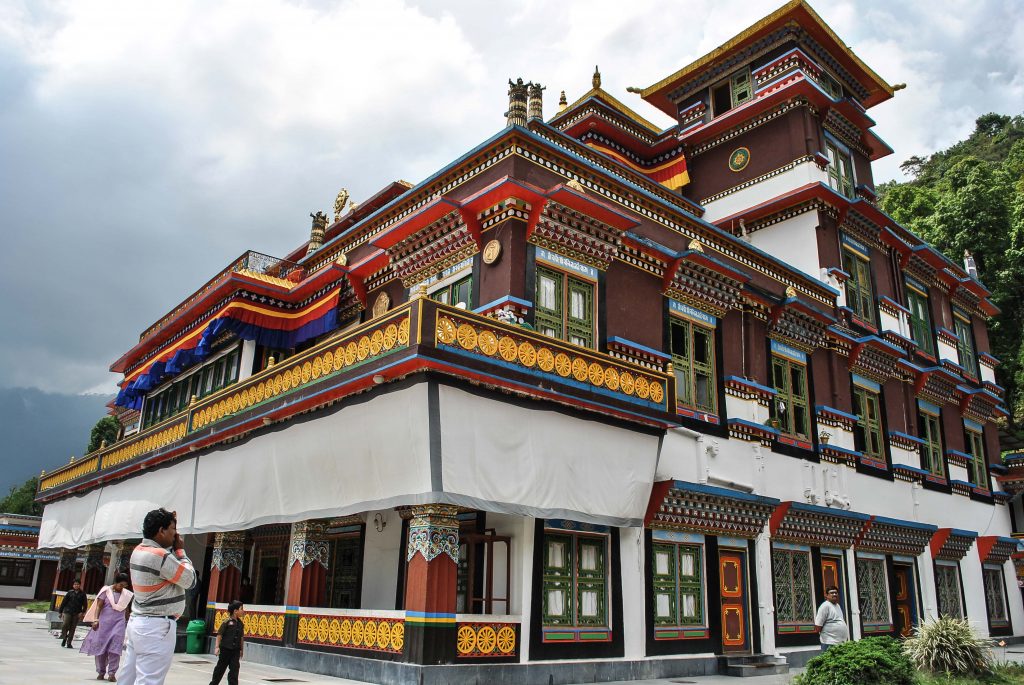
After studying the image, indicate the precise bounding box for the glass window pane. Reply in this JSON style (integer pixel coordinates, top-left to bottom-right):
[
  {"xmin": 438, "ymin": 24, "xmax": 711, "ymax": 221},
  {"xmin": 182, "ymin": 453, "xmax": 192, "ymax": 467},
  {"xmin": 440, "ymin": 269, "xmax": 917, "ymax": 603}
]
[
  {"xmin": 539, "ymin": 275, "xmax": 557, "ymax": 311},
  {"xmin": 656, "ymin": 593, "xmax": 672, "ymax": 618},
  {"xmin": 548, "ymin": 541, "xmax": 565, "ymax": 569},
  {"xmin": 655, "ymin": 551, "xmax": 670, "ymax": 576},
  {"xmin": 580, "ymin": 590, "xmax": 598, "ymax": 617}
]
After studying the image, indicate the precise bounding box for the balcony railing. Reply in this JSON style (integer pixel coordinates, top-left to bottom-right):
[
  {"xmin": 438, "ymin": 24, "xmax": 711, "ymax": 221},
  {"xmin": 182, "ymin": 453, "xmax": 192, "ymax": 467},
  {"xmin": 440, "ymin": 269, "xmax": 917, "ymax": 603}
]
[
  {"xmin": 138, "ymin": 250, "xmax": 302, "ymax": 342},
  {"xmin": 40, "ymin": 298, "xmax": 673, "ymax": 497}
]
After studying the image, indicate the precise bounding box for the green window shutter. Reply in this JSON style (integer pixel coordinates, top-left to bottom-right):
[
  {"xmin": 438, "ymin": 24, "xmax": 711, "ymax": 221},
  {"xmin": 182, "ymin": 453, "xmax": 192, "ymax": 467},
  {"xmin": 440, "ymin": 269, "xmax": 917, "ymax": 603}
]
[
  {"xmin": 841, "ymin": 249, "xmax": 875, "ymax": 325},
  {"xmin": 919, "ymin": 411, "xmax": 944, "ymax": 477},
  {"xmin": 535, "ymin": 267, "xmax": 563, "ymax": 340},
  {"xmin": 542, "ymin": 533, "xmax": 573, "ymax": 625},
  {"xmin": 730, "ymin": 68, "xmax": 752, "ymax": 107},
  {"xmin": 451, "ymin": 275, "xmax": 473, "ymax": 309},
  {"xmin": 853, "ymin": 386, "xmax": 884, "ymax": 458},
  {"xmin": 906, "ymin": 288, "xmax": 935, "ymax": 356},
  {"xmin": 692, "ymin": 326, "xmax": 716, "ymax": 413},
  {"xmin": 678, "ymin": 545, "xmax": 703, "ymax": 624},
  {"xmin": 967, "ymin": 429, "xmax": 987, "ymax": 486},
  {"xmin": 652, "ymin": 543, "xmax": 678, "ymax": 625},
  {"xmin": 771, "ymin": 355, "xmax": 809, "ymax": 438},
  {"xmin": 827, "ymin": 143, "xmax": 855, "ymax": 198},
  {"xmin": 566, "ymin": 276, "xmax": 594, "ymax": 348},
  {"xmin": 576, "ymin": 537, "xmax": 607, "ymax": 626},
  {"xmin": 670, "ymin": 318, "xmax": 692, "ymax": 406},
  {"xmin": 954, "ymin": 316, "xmax": 976, "ymax": 376}
]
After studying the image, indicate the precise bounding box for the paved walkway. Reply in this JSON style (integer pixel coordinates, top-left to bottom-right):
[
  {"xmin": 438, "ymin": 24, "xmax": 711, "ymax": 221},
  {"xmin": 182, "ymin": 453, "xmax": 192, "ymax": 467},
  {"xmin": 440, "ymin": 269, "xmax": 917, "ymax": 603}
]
[{"xmin": 0, "ymin": 607, "xmax": 804, "ymax": 684}]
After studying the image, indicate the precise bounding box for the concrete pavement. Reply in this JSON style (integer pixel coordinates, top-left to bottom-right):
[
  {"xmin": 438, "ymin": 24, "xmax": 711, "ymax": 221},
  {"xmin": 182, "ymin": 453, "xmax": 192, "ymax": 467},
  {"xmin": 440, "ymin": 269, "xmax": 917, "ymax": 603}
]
[{"xmin": 0, "ymin": 608, "xmax": 805, "ymax": 685}]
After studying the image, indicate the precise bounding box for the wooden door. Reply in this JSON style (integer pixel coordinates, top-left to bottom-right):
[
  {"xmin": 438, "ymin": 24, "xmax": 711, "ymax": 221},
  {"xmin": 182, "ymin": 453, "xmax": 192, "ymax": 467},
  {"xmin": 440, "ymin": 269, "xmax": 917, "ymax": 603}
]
[
  {"xmin": 719, "ymin": 549, "xmax": 750, "ymax": 653},
  {"xmin": 893, "ymin": 564, "xmax": 916, "ymax": 637}
]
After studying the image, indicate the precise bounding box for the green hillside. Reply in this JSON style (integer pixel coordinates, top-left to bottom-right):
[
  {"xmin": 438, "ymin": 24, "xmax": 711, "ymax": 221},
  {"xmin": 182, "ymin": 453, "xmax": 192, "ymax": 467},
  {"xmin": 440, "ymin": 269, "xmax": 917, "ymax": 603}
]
[{"xmin": 879, "ymin": 114, "xmax": 1024, "ymax": 443}]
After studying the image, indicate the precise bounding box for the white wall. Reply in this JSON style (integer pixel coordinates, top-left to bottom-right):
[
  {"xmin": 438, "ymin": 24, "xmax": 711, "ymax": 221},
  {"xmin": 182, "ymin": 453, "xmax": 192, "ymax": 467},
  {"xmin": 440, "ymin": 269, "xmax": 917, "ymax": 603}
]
[
  {"xmin": 747, "ymin": 212, "xmax": 822, "ymax": 282},
  {"xmin": 0, "ymin": 559, "xmax": 40, "ymax": 600},
  {"xmin": 620, "ymin": 526, "xmax": 646, "ymax": 659},
  {"xmin": 360, "ymin": 509, "xmax": 403, "ymax": 610},
  {"xmin": 701, "ymin": 159, "xmax": 829, "ymax": 223}
]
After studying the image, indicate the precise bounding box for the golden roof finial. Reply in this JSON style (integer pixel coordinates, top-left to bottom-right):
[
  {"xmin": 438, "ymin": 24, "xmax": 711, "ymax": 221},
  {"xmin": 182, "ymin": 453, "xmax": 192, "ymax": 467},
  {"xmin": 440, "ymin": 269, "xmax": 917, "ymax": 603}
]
[
  {"xmin": 592, "ymin": 66, "xmax": 601, "ymax": 89},
  {"xmin": 558, "ymin": 90, "xmax": 568, "ymax": 112}
]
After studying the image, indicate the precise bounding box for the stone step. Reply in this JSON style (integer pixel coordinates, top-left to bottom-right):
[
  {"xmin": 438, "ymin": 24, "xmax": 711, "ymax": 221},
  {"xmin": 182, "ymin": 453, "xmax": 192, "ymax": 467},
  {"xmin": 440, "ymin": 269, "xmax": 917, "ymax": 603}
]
[{"xmin": 717, "ymin": 653, "xmax": 790, "ymax": 677}]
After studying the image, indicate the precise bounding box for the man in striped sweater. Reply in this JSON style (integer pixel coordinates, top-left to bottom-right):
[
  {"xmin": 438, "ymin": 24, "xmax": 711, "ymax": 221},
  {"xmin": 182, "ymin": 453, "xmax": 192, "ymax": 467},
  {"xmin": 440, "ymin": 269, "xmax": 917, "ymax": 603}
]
[{"xmin": 118, "ymin": 508, "xmax": 196, "ymax": 685}]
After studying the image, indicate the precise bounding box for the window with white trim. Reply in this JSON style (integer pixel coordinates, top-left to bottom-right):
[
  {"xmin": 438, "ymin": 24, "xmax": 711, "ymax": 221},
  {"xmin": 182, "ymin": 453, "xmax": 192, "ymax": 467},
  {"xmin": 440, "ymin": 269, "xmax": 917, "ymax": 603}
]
[{"xmin": 431, "ymin": 274, "xmax": 473, "ymax": 309}]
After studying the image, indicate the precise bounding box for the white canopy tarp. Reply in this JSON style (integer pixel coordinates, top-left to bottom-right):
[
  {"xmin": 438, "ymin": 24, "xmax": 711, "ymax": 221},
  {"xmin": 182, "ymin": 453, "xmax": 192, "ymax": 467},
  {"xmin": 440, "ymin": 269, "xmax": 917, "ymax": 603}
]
[{"xmin": 437, "ymin": 384, "xmax": 660, "ymax": 527}]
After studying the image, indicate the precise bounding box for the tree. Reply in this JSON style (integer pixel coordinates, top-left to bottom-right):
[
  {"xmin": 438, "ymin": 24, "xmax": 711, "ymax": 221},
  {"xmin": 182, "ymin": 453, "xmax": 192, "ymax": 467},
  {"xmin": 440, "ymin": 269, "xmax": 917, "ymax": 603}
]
[
  {"xmin": 86, "ymin": 415, "xmax": 120, "ymax": 454},
  {"xmin": 880, "ymin": 112, "xmax": 1024, "ymax": 427},
  {"xmin": 0, "ymin": 477, "xmax": 43, "ymax": 516}
]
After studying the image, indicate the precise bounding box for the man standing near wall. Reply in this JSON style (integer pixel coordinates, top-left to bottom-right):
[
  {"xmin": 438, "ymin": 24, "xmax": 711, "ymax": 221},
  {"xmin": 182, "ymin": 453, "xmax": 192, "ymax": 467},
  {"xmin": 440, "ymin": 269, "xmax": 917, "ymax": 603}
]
[
  {"xmin": 59, "ymin": 579, "xmax": 88, "ymax": 648},
  {"xmin": 814, "ymin": 585, "xmax": 849, "ymax": 653},
  {"xmin": 119, "ymin": 508, "xmax": 196, "ymax": 685}
]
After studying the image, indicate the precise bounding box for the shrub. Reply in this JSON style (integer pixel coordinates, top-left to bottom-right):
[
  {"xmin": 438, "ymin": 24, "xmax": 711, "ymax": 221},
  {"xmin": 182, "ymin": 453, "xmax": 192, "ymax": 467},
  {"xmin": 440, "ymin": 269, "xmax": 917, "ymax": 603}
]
[
  {"xmin": 903, "ymin": 616, "xmax": 994, "ymax": 677},
  {"xmin": 793, "ymin": 636, "xmax": 915, "ymax": 685}
]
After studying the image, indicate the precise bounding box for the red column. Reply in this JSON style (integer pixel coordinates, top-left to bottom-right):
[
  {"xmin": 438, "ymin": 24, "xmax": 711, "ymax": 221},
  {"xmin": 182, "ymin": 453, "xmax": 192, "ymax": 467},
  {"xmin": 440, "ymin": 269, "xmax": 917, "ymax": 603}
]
[
  {"xmin": 285, "ymin": 521, "xmax": 328, "ymax": 607},
  {"xmin": 403, "ymin": 504, "xmax": 459, "ymax": 664},
  {"xmin": 80, "ymin": 544, "xmax": 106, "ymax": 594},
  {"xmin": 208, "ymin": 532, "xmax": 246, "ymax": 604}
]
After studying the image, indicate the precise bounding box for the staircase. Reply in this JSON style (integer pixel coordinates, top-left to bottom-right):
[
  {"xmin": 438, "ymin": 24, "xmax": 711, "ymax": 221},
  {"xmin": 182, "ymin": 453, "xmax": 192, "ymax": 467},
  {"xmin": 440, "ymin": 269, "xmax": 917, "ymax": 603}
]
[{"xmin": 717, "ymin": 653, "xmax": 790, "ymax": 677}]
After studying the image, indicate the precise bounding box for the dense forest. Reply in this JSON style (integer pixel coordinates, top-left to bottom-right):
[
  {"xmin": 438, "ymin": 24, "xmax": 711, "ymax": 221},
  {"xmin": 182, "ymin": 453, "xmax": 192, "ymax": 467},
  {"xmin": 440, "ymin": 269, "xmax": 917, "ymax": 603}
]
[{"xmin": 879, "ymin": 114, "xmax": 1024, "ymax": 447}]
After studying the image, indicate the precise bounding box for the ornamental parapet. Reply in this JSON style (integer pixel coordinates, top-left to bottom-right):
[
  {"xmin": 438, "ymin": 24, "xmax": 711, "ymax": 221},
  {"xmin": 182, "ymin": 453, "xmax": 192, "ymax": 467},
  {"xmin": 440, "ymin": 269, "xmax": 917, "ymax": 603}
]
[{"xmin": 39, "ymin": 298, "xmax": 675, "ymax": 501}]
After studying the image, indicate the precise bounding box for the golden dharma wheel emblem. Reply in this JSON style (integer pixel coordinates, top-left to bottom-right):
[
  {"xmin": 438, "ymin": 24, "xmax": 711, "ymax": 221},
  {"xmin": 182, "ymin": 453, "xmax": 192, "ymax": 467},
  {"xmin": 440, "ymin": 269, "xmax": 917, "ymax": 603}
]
[
  {"xmin": 482, "ymin": 239, "xmax": 502, "ymax": 265},
  {"xmin": 605, "ymin": 366, "xmax": 620, "ymax": 391},
  {"xmin": 372, "ymin": 291, "xmax": 390, "ymax": 318},
  {"xmin": 456, "ymin": 323, "xmax": 478, "ymax": 350},
  {"xmin": 554, "ymin": 352, "xmax": 572, "ymax": 377},
  {"xmin": 498, "ymin": 336, "xmax": 518, "ymax": 362},
  {"xmin": 728, "ymin": 146, "xmax": 750, "ymax": 172},
  {"xmin": 537, "ymin": 347, "xmax": 555, "ymax": 372},
  {"xmin": 518, "ymin": 341, "xmax": 537, "ymax": 367},
  {"xmin": 571, "ymin": 357, "xmax": 589, "ymax": 382},
  {"xmin": 478, "ymin": 330, "xmax": 499, "ymax": 356},
  {"xmin": 436, "ymin": 317, "xmax": 457, "ymax": 344}
]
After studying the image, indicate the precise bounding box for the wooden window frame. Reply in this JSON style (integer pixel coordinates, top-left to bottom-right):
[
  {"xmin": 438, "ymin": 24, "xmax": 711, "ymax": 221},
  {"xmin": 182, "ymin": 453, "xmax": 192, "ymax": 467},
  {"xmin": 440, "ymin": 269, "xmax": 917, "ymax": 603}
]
[
  {"xmin": 0, "ymin": 558, "xmax": 35, "ymax": 586},
  {"xmin": 841, "ymin": 246, "xmax": 876, "ymax": 325},
  {"xmin": 953, "ymin": 312, "xmax": 977, "ymax": 378},
  {"xmin": 652, "ymin": 542, "xmax": 705, "ymax": 628},
  {"xmin": 772, "ymin": 548, "xmax": 815, "ymax": 625},
  {"xmin": 918, "ymin": 408, "xmax": 945, "ymax": 478},
  {"xmin": 982, "ymin": 564, "xmax": 1010, "ymax": 626},
  {"xmin": 710, "ymin": 67, "xmax": 753, "ymax": 117},
  {"xmin": 826, "ymin": 140, "xmax": 855, "ymax": 198},
  {"xmin": 934, "ymin": 561, "xmax": 964, "ymax": 619},
  {"xmin": 430, "ymin": 273, "xmax": 473, "ymax": 309},
  {"xmin": 669, "ymin": 316, "xmax": 717, "ymax": 415},
  {"xmin": 541, "ymin": 530, "xmax": 609, "ymax": 629},
  {"xmin": 856, "ymin": 556, "xmax": 892, "ymax": 626},
  {"xmin": 771, "ymin": 354, "xmax": 811, "ymax": 439},
  {"xmin": 965, "ymin": 427, "xmax": 987, "ymax": 487},
  {"xmin": 853, "ymin": 384, "xmax": 884, "ymax": 459},
  {"xmin": 535, "ymin": 264, "xmax": 595, "ymax": 349},
  {"xmin": 906, "ymin": 285, "xmax": 935, "ymax": 357}
]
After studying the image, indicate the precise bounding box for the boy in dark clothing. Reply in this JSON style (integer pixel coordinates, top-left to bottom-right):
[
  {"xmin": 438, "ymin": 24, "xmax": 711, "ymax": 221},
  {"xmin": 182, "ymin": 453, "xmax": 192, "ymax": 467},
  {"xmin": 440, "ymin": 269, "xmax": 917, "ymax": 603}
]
[
  {"xmin": 59, "ymin": 580, "xmax": 88, "ymax": 648},
  {"xmin": 210, "ymin": 600, "xmax": 245, "ymax": 685}
]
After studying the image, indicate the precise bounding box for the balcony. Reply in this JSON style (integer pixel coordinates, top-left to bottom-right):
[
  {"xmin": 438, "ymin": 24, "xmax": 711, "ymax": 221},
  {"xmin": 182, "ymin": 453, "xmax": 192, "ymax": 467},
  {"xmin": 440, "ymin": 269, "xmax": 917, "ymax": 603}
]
[{"xmin": 39, "ymin": 297, "xmax": 675, "ymax": 500}]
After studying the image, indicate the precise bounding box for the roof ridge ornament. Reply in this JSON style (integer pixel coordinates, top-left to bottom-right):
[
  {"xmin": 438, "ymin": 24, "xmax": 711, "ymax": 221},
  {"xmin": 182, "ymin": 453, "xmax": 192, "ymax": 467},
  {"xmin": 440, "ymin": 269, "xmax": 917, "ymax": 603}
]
[
  {"xmin": 506, "ymin": 78, "xmax": 528, "ymax": 127},
  {"xmin": 558, "ymin": 90, "xmax": 568, "ymax": 112},
  {"xmin": 592, "ymin": 66, "xmax": 601, "ymax": 89},
  {"xmin": 333, "ymin": 188, "xmax": 350, "ymax": 222}
]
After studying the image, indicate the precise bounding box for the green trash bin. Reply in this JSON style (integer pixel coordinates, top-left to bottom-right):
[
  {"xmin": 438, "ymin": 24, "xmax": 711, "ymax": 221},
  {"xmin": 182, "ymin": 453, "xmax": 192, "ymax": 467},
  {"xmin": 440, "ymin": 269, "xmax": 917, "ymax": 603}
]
[{"xmin": 186, "ymin": 619, "xmax": 208, "ymax": 654}]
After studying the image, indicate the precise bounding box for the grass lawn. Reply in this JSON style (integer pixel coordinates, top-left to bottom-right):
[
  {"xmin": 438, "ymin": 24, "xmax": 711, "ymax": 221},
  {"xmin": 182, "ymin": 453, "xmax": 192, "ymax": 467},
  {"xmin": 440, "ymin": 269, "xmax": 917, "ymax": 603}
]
[
  {"xmin": 915, "ymin": 663, "xmax": 1024, "ymax": 684},
  {"xmin": 16, "ymin": 601, "xmax": 50, "ymax": 613}
]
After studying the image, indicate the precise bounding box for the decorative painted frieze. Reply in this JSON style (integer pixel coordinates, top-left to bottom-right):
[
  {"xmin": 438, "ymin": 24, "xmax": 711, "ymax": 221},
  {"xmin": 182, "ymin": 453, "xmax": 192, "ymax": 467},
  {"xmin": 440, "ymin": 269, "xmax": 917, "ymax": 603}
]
[
  {"xmin": 211, "ymin": 532, "xmax": 247, "ymax": 572},
  {"xmin": 298, "ymin": 612, "xmax": 405, "ymax": 654},
  {"xmin": 648, "ymin": 482, "xmax": 778, "ymax": 538},
  {"xmin": 930, "ymin": 528, "xmax": 977, "ymax": 562},
  {"xmin": 769, "ymin": 501, "xmax": 869, "ymax": 548},
  {"xmin": 856, "ymin": 517, "xmax": 936, "ymax": 556},
  {"xmin": 406, "ymin": 504, "xmax": 460, "ymax": 564},
  {"xmin": 289, "ymin": 521, "xmax": 329, "ymax": 569}
]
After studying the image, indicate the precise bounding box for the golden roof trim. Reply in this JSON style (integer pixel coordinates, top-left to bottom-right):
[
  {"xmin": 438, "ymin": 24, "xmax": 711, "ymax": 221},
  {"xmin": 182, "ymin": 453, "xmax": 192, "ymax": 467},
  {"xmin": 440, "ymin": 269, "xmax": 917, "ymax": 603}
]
[
  {"xmin": 556, "ymin": 86, "xmax": 665, "ymax": 136},
  {"xmin": 639, "ymin": 0, "xmax": 893, "ymax": 102}
]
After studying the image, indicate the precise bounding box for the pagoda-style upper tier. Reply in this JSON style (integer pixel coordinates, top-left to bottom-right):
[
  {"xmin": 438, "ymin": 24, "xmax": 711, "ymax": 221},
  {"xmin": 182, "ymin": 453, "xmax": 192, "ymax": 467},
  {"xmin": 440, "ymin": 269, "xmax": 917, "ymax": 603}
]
[{"xmin": 639, "ymin": 0, "xmax": 894, "ymax": 117}]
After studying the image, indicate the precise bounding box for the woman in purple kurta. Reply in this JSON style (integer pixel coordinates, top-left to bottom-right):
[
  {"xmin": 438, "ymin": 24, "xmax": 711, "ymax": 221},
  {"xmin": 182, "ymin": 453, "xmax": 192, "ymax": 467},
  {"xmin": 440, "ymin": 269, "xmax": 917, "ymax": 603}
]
[{"xmin": 80, "ymin": 574, "xmax": 133, "ymax": 681}]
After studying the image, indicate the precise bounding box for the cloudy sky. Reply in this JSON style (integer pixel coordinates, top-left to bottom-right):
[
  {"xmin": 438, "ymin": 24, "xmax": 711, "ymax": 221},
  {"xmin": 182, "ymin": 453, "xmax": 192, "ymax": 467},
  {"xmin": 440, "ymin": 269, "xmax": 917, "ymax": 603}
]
[{"xmin": 1, "ymin": 0, "xmax": 1022, "ymax": 397}]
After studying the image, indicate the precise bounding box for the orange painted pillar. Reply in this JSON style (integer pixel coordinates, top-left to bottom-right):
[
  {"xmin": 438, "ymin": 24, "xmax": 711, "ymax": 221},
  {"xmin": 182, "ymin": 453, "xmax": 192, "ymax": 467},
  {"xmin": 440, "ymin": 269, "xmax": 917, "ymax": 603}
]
[
  {"xmin": 285, "ymin": 521, "xmax": 328, "ymax": 608},
  {"xmin": 403, "ymin": 504, "xmax": 459, "ymax": 664}
]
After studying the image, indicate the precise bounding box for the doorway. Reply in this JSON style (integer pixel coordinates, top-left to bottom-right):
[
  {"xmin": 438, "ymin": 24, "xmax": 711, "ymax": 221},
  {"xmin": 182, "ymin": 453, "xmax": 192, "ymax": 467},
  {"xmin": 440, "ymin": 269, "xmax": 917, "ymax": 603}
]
[
  {"xmin": 719, "ymin": 548, "xmax": 750, "ymax": 653},
  {"xmin": 892, "ymin": 563, "xmax": 918, "ymax": 637}
]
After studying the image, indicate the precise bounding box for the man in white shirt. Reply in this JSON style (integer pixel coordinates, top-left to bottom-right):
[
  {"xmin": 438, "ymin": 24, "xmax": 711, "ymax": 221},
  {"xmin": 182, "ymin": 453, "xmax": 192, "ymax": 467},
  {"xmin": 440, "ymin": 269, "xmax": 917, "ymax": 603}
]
[{"xmin": 814, "ymin": 586, "xmax": 849, "ymax": 652}]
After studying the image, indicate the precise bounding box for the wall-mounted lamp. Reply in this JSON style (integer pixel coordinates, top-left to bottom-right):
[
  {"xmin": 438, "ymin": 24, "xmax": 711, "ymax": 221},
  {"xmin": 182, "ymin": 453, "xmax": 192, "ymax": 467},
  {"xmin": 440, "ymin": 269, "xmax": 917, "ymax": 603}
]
[
  {"xmin": 372, "ymin": 374, "xmax": 386, "ymax": 385},
  {"xmin": 373, "ymin": 512, "xmax": 387, "ymax": 532}
]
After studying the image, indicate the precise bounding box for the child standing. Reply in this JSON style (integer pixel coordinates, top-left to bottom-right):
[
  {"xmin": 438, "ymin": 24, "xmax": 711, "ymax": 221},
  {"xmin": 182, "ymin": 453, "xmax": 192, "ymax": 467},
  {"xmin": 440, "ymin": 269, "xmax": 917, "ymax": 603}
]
[{"xmin": 209, "ymin": 600, "xmax": 245, "ymax": 685}]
